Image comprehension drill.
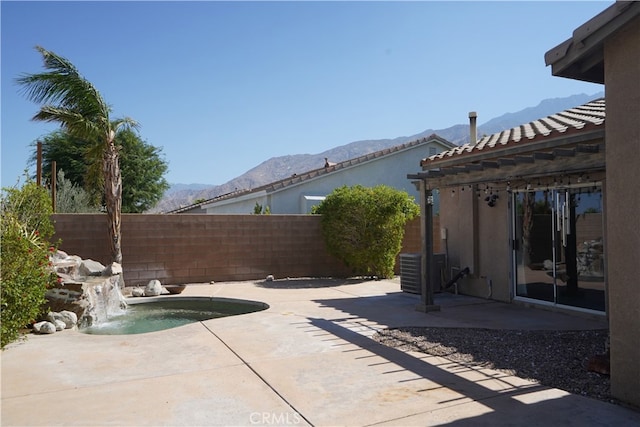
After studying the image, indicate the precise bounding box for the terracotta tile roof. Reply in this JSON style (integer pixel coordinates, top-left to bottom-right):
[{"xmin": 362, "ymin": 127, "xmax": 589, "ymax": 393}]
[{"xmin": 422, "ymin": 98, "xmax": 605, "ymax": 167}]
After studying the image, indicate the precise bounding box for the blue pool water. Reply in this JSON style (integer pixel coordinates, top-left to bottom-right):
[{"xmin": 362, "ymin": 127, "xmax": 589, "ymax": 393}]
[{"xmin": 80, "ymin": 297, "xmax": 269, "ymax": 335}]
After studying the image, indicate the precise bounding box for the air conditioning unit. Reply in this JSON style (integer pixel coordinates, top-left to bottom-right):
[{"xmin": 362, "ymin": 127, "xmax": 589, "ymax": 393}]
[
  {"xmin": 400, "ymin": 253, "xmax": 447, "ymax": 294},
  {"xmin": 400, "ymin": 253, "xmax": 422, "ymax": 294}
]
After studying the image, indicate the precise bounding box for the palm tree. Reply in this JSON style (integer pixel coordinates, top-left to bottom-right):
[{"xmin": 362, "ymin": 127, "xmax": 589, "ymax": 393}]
[{"xmin": 17, "ymin": 46, "xmax": 138, "ymax": 264}]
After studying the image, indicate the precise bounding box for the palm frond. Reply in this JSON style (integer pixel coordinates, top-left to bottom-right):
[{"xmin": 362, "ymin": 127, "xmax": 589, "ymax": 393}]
[
  {"xmin": 16, "ymin": 46, "xmax": 111, "ymax": 131},
  {"xmin": 34, "ymin": 106, "xmax": 103, "ymax": 140},
  {"xmin": 113, "ymin": 117, "xmax": 140, "ymax": 134}
]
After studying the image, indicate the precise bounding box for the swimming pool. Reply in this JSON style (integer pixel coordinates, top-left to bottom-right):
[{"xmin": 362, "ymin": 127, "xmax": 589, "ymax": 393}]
[{"xmin": 80, "ymin": 296, "xmax": 269, "ymax": 335}]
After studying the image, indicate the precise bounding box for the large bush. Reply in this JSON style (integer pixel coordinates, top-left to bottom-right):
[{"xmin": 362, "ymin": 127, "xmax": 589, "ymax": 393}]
[
  {"xmin": 313, "ymin": 185, "xmax": 420, "ymax": 279},
  {"xmin": 1, "ymin": 179, "xmax": 57, "ymax": 349}
]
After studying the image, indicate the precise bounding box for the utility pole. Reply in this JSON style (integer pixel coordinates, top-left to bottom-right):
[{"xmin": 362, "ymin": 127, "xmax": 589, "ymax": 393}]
[
  {"xmin": 51, "ymin": 161, "xmax": 56, "ymax": 213},
  {"xmin": 36, "ymin": 142, "xmax": 42, "ymax": 186}
]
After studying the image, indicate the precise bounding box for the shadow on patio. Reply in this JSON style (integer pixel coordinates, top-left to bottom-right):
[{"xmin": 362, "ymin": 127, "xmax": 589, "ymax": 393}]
[{"xmin": 303, "ymin": 315, "xmax": 637, "ymax": 425}]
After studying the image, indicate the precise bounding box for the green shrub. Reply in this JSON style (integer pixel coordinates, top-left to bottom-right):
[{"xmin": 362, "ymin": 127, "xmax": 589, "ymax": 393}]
[
  {"xmin": 313, "ymin": 185, "xmax": 420, "ymax": 279},
  {"xmin": 252, "ymin": 202, "xmax": 271, "ymax": 215},
  {"xmin": 1, "ymin": 179, "xmax": 57, "ymax": 349}
]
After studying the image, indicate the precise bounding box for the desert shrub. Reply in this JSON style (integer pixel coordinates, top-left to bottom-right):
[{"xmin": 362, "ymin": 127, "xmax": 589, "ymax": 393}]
[
  {"xmin": 55, "ymin": 169, "xmax": 100, "ymax": 213},
  {"xmin": 1, "ymin": 179, "xmax": 57, "ymax": 349},
  {"xmin": 313, "ymin": 185, "xmax": 420, "ymax": 279}
]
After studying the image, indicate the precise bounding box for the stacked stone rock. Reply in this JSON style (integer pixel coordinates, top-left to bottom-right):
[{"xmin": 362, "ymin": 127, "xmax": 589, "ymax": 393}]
[{"xmin": 42, "ymin": 250, "xmax": 126, "ymax": 330}]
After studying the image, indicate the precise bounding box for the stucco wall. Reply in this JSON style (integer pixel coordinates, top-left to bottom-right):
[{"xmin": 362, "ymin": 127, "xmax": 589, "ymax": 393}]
[
  {"xmin": 437, "ymin": 190, "xmax": 605, "ymax": 304},
  {"xmin": 268, "ymin": 149, "xmax": 427, "ymax": 213},
  {"xmin": 52, "ymin": 214, "xmax": 425, "ymax": 286},
  {"xmin": 476, "ymin": 193, "xmax": 511, "ymax": 302},
  {"xmin": 437, "ymin": 187, "xmax": 511, "ymax": 302},
  {"xmin": 437, "ymin": 189, "xmax": 478, "ymax": 285},
  {"xmin": 604, "ymin": 15, "xmax": 640, "ymax": 407}
]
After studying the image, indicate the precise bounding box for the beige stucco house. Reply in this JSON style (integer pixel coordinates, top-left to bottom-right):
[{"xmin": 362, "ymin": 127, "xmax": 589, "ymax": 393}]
[
  {"xmin": 173, "ymin": 134, "xmax": 455, "ymax": 214},
  {"xmin": 410, "ymin": 98, "xmax": 606, "ymax": 310},
  {"xmin": 546, "ymin": 0, "xmax": 639, "ymax": 408},
  {"xmin": 409, "ymin": 0, "xmax": 639, "ymax": 407}
]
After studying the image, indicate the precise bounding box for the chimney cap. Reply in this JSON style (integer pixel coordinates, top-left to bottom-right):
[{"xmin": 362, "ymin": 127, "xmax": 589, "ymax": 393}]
[{"xmin": 468, "ymin": 111, "xmax": 477, "ymax": 118}]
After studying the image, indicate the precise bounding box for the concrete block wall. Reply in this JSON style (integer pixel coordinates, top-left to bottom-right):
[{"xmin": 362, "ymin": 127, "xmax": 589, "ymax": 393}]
[
  {"xmin": 575, "ymin": 213, "xmax": 603, "ymax": 244},
  {"xmin": 52, "ymin": 214, "xmax": 425, "ymax": 286}
]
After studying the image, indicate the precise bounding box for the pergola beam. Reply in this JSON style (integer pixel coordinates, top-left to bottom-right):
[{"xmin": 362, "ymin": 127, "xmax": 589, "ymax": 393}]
[
  {"xmin": 554, "ymin": 148, "xmax": 576, "ymax": 157},
  {"xmin": 481, "ymin": 160, "xmax": 500, "ymax": 168},
  {"xmin": 534, "ymin": 152, "xmax": 555, "ymax": 160},
  {"xmin": 420, "ymin": 149, "xmax": 605, "ymax": 189},
  {"xmin": 515, "ymin": 155, "xmax": 535, "ymax": 164}
]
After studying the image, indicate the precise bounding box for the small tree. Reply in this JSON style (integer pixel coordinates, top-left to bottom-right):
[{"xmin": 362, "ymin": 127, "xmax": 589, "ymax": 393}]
[
  {"xmin": 313, "ymin": 185, "xmax": 419, "ymax": 279},
  {"xmin": 1, "ymin": 178, "xmax": 58, "ymax": 348},
  {"xmin": 252, "ymin": 202, "xmax": 271, "ymax": 215},
  {"xmin": 117, "ymin": 128, "xmax": 170, "ymax": 213},
  {"xmin": 55, "ymin": 169, "xmax": 99, "ymax": 213},
  {"xmin": 31, "ymin": 128, "xmax": 170, "ymax": 213}
]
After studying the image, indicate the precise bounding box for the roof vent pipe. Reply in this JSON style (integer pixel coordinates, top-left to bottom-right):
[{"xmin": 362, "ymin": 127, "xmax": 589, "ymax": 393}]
[{"xmin": 469, "ymin": 111, "xmax": 478, "ymax": 145}]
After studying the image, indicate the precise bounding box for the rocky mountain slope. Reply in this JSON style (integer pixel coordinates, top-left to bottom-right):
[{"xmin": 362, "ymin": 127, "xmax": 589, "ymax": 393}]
[{"xmin": 150, "ymin": 92, "xmax": 603, "ymax": 213}]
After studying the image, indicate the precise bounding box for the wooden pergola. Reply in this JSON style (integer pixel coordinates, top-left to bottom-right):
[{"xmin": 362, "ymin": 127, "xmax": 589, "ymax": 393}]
[{"xmin": 412, "ymin": 128, "xmax": 605, "ymax": 191}]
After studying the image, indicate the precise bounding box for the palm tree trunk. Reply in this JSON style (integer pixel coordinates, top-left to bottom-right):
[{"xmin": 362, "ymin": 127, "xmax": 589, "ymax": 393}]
[{"xmin": 104, "ymin": 142, "xmax": 123, "ymax": 264}]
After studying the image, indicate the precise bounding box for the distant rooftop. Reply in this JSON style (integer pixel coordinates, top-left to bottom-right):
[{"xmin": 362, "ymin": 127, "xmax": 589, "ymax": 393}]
[{"xmin": 169, "ymin": 134, "xmax": 455, "ymax": 213}]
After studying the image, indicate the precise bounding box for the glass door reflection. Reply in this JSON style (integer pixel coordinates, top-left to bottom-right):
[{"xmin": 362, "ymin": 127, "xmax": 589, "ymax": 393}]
[{"xmin": 513, "ymin": 185, "xmax": 605, "ymax": 312}]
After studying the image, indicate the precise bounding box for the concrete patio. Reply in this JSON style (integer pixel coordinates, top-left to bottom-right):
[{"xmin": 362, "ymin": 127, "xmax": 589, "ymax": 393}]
[{"xmin": 2, "ymin": 278, "xmax": 639, "ymax": 426}]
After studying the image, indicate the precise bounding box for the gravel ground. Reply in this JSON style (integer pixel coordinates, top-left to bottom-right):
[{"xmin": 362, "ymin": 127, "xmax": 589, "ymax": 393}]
[{"xmin": 373, "ymin": 327, "xmax": 616, "ymax": 404}]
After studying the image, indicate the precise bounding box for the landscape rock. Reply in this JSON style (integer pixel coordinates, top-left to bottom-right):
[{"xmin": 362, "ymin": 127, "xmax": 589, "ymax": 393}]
[
  {"xmin": 131, "ymin": 287, "xmax": 145, "ymax": 297},
  {"xmin": 45, "ymin": 311, "xmax": 78, "ymax": 330},
  {"xmin": 52, "ymin": 254, "xmax": 82, "ymax": 277},
  {"xmin": 53, "ymin": 319, "xmax": 66, "ymax": 331},
  {"xmin": 144, "ymin": 279, "xmax": 163, "ymax": 296},
  {"xmin": 46, "ymin": 252, "xmax": 126, "ymax": 329},
  {"xmin": 59, "ymin": 311, "xmax": 78, "ymax": 328},
  {"xmin": 79, "ymin": 259, "xmax": 106, "ymax": 277},
  {"xmin": 103, "ymin": 262, "xmax": 122, "ymax": 276},
  {"xmin": 46, "ymin": 312, "xmax": 63, "ymax": 324},
  {"xmin": 33, "ymin": 321, "xmax": 56, "ymax": 334}
]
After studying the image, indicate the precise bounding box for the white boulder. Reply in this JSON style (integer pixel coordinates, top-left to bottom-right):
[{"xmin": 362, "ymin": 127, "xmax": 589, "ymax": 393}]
[
  {"xmin": 131, "ymin": 287, "xmax": 145, "ymax": 297},
  {"xmin": 59, "ymin": 311, "xmax": 78, "ymax": 328},
  {"xmin": 144, "ymin": 280, "xmax": 163, "ymax": 296},
  {"xmin": 79, "ymin": 259, "xmax": 106, "ymax": 277},
  {"xmin": 54, "ymin": 319, "xmax": 66, "ymax": 331},
  {"xmin": 33, "ymin": 321, "xmax": 57, "ymax": 334}
]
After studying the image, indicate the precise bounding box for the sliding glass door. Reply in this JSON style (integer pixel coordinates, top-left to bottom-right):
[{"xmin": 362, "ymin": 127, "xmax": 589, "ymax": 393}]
[{"xmin": 512, "ymin": 185, "xmax": 605, "ymax": 312}]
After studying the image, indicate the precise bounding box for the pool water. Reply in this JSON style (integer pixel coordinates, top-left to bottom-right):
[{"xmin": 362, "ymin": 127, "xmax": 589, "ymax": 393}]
[{"xmin": 80, "ymin": 297, "xmax": 268, "ymax": 335}]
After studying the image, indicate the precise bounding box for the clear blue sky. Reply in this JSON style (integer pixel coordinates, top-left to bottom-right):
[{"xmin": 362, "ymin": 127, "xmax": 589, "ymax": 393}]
[{"xmin": 2, "ymin": 1, "xmax": 608, "ymax": 187}]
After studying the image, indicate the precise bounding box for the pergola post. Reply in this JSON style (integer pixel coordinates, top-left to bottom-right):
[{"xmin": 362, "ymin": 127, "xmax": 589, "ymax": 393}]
[{"xmin": 415, "ymin": 179, "xmax": 440, "ymax": 313}]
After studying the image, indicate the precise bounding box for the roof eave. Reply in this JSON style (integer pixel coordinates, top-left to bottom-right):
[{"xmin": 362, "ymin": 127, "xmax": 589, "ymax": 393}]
[
  {"xmin": 420, "ymin": 127, "xmax": 605, "ymax": 171},
  {"xmin": 544, "ymin": 1, "xmax": 640, "ymax": 84}
]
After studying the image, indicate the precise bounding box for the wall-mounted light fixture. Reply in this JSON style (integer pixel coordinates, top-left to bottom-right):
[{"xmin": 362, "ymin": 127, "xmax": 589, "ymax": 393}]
[{"xmin": 485, "ymin": 194, "xmax": 499, "ymax": 207}]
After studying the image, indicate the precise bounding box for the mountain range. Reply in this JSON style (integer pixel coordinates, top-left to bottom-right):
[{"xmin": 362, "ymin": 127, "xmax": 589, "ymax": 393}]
[{"xmin": 149, "ymin": 92, "xmax": 604, "ymax": 213}]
